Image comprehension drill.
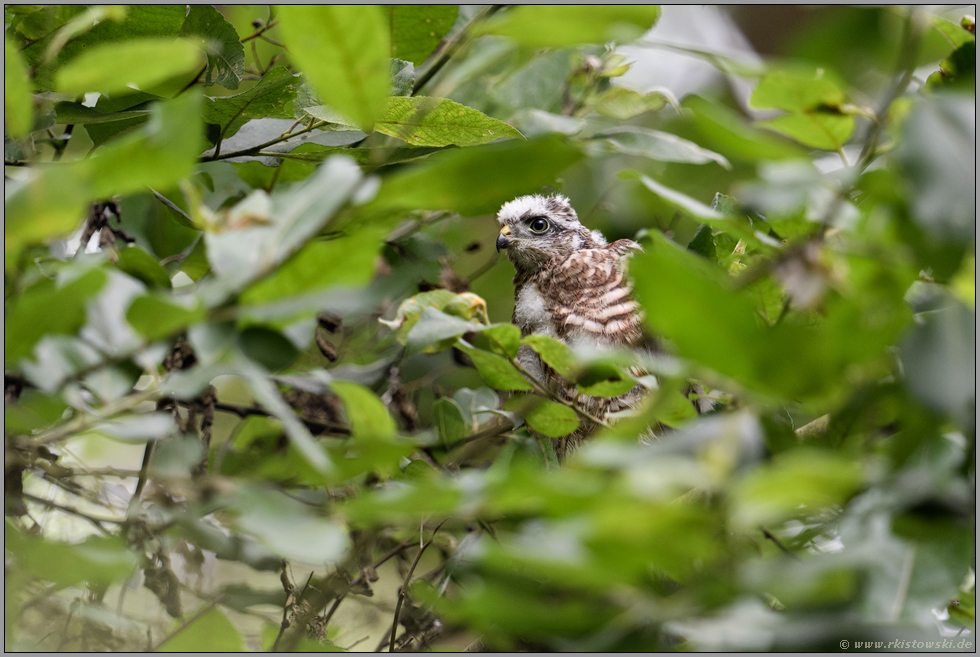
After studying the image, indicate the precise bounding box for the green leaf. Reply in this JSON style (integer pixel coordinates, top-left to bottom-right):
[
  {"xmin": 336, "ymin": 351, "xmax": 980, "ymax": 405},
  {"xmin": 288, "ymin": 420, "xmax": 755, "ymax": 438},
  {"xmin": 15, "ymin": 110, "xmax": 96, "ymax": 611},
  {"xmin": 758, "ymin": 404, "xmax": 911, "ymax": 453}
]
[
  {"xmin": 199, "ymin": 156, "xmax": 363, "ymax": 304},
  {"xmin": 405, "ymin": 307, "xmax": 485, "ymax": 354},
  {"xmin": 115, "ymin": 246, "xmax": 172, "ymax": 289},
  {"xmin": 593, "ymin": 87, "xmax": 668, "ymax": 120},
  {"xmin": 687, "ymin": 224, "xmax": 717, "ymax": 261},
  {"xmin": 483, "ymin": 324, "xmax": 522, "ymax": 359},
  {"xmin": 481, "ymin": 5, "xmax": 661, "ymax": 47},
  {"xmin": 599, "ymin": 126, "xmax": 731, "ymax": 168},
  {"xmin": 54, "ymin": 37, "xmax": 203, "ymax": 96},
  {"xmin": 240, "ymin": 230, "xmax": 383, "ymax": 305},
  {"xmin": 4, "ymin": 33, "xmax": 34, "ymax": 137},
  {"xmin": 232, "ymin": 486, "xmax": 350, "ymax": 565},
  {"xmin": 53, "ymin": 101, "xmax": 151, "ymax": 125},
  {"xmin": 390, "ymin": 58, "xmax": 416, "ymax": 96},
  {"xmin": 331, "ymin": 380, "xmax": 397, "ymax": 439},
  {"xmin": 8, "ymin": 93, "xmax": 200, "ymax": 254},
  {"xmin": 458, "ymin": 343, "xmax": 533, "ymax": 391},
  {"xmin": 126, "ymin": 294, "xmax": 204, "ymax": 342},
  {"xmin": 371, "ymin": 135, "xmax": 584, "ymax": 216},
  {"xmin": 682, "ymin": 94, "xmax": 807, "ymax": 162},
  {"xmin": 238, "ymin": 326, "xmax": 299, "ymax": 371},
  {"xmin": 750, "ymin": 69, "xmax": 845, "ymax": 113},
  {"xmin": 896, "ymin": 96, "xmax": 975, "ymax": 242},
  {"xmin": 25, "ymin": 5, "xmax": 188, "ymax": 91},
  {"xmin": 433, "ymin": 398, "xmax": 467, "ymax": 445},
  {"xmin": 731, "ymin": 450, "xmax": 863, "ymax": 529},
  {"xmin": 377, "ymin": 96, "xmax": 523, "ymax": 147},
  {"xmin": 277, "ymin": 6, "xmax": 389, "ymax": 132},
  {"xmin": 92, "ymin": 93, "xmax": 204, "ymax": 198},
  {"xmin": 901, "ymin": 300, "xmax": 975, "ymax": 428},
  {"xmin": 388, "ymin": 5, "xmax": 458, "ymax": 65},
  {"xmin": 180, "ymin": 4, "xmax": 245, "ymax": 90},
  {"xmin": 758, "ymin": 111, "xmax": 854, "ymax": 151},
  {"xmin": 202, "ymin": 67, "xmax": 300, "ymax": 140},
  {"xmin": 84, "ymin": 91, "xmax": 160, "ymax": 148},
  {"xmin": 158, "ymin": 607, "xmax": 245, "ymax": 652},
  {"xmin": 4, "ymin": 390, "xmax": 69, "ymax": 434},
  {"xmin": 503, "ymin": 395, "xmax": 579, "ymax": 438},
  {"xmin": 521, "ymin": 335, "xmax": 577, "ymax": 379},
  {"xmin": 576, "ymin": 363, "xmax": 637, "ymax": 397},
  {"xmin": 636, "ymin": 174, "xmax": 724, "ymax": 221},
  {"xmin": 5, "ymin": 269, "xmax": 107, "ymax": 368},
  {"xmin": 5, "ymin": 526, "xmax": 138, "ymax": 589}
]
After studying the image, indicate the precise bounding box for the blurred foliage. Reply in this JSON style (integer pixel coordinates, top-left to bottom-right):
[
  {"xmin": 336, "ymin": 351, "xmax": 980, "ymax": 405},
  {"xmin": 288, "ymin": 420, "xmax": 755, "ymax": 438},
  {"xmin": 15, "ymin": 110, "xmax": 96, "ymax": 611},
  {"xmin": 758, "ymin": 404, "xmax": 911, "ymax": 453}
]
[{"xmin": 3, "ymin": 4, "xmax": 975, "ymax": 652}]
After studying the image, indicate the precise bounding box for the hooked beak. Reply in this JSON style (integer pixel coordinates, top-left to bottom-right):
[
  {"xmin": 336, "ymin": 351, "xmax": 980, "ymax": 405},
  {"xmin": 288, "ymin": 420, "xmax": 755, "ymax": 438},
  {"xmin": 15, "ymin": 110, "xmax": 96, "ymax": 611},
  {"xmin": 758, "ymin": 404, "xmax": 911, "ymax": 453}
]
[{"xmin": 496, "ymin": 225, "xmax": 512, "ymax": 253}]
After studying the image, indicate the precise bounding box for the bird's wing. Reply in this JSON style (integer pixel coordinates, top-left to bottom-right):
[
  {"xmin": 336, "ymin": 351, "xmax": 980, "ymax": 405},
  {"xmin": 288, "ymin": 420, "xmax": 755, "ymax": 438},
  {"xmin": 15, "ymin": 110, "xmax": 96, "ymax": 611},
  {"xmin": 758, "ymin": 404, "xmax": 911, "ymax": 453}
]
[{"xmin": 540, "ymin": 242, "xmax": 644, "ymax": 344}]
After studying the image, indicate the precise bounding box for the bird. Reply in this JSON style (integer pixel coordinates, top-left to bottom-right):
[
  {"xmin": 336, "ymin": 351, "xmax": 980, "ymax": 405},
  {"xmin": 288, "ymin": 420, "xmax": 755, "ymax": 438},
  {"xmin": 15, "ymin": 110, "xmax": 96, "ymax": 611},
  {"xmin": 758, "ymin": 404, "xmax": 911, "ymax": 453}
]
[{"xmin": 495, "ymin": 193, "xmax": 709, "ymax": 461}]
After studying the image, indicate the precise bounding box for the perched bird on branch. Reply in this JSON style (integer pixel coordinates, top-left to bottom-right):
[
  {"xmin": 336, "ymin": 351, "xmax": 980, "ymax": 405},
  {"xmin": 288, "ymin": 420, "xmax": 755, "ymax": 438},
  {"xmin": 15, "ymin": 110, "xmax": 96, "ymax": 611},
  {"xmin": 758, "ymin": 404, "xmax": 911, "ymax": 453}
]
[{"xmin": 495, "ymin": 194, "xmax": 709, "ymax": 460}]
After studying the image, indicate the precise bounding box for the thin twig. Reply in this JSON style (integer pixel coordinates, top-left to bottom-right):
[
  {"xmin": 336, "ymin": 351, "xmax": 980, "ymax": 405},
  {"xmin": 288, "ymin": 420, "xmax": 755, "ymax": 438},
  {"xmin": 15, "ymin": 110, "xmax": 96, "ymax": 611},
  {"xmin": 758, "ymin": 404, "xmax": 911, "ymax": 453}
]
[
  {"xmin": 507, "ymin": 354, "xmax": 612, "ymax": 429},
  {"xmin": 321, "ymin": 540, "xmax": 414, "ymax": 629},
  {"xmin": 200, "ymin": 120, "xmax": 327, "ymax": 163},
  {"xmin": 202, "ymin": 399, "xmax": 351, "ymax": 436},
  {"xmin": 387, "ymin": 521, "xmax": 447, "ymax": 653},
  {"xmin": 174, "ymin": 65, "xmax": 207, "ymax": 98},
  {"xmin": 413, "ymin": 5, "xmax": 504, "ymax": 94},
  {"xmin": 148, "ymin": 188, "xmax": 196, "ymax": 226},
  {"xmin": 21, "ymin": 493, "xmax": 120, "ymax": 533},
  {"xmin": 760, "ymin": 525, "xmax": 800, "ymax": 561}
]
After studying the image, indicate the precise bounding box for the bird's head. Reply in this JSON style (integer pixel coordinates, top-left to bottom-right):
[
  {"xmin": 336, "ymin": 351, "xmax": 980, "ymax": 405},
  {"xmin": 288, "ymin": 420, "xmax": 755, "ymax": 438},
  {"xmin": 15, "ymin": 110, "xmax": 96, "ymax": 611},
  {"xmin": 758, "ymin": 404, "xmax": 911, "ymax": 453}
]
[{"xmin": 495, "ymin": 194, "xmax": 606, "ymax": 273}]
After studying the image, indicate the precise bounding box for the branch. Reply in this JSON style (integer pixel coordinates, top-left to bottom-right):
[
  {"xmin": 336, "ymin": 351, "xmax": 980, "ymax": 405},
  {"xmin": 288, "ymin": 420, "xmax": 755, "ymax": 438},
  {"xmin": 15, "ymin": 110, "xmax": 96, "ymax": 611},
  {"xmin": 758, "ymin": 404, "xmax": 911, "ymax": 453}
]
[
  {"xmin": 22, "ymin": 493, "xmax": 122, "ymax": 534},
  {"xmin": 199, "ymin": 120, "xmax": 327, "ymax": 163},
  {"xmin": 387, "ymin": 521, "xmax": 448, "ymax": 653},
  {"xmin": 31, "ymin": 383, "xmax": 161, "ymax": 446},
  {"xmin": 413, "ymin": 5, "xmax": 505, "ymax": 95},
  {"xmin": 320, "ymin": 539, "xmax": 415, "ymax": 630},
  {"xmin": 201, "ymin": 399, "xmax": 351, "ymax": 437},
  {"xmin": 508, "ymin": 356, "xmax": 612, "ymax": 430}
]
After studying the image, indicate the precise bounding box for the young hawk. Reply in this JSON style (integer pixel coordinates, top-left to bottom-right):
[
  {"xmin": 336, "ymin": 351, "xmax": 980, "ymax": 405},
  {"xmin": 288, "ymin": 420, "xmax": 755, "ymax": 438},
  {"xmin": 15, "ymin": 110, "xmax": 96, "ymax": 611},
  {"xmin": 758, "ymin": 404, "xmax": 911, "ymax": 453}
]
[{"xmin": 495, "ymin": 194, "xmax": 708, "ymax": 460}]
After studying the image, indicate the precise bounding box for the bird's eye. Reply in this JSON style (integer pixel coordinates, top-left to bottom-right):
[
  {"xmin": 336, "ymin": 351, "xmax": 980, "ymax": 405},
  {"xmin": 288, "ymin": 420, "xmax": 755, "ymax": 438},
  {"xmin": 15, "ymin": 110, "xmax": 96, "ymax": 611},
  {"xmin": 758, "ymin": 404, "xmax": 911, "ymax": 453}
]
[{"xmin": 528, "ymin": 217, "xmax": 550, "ymax": 234}]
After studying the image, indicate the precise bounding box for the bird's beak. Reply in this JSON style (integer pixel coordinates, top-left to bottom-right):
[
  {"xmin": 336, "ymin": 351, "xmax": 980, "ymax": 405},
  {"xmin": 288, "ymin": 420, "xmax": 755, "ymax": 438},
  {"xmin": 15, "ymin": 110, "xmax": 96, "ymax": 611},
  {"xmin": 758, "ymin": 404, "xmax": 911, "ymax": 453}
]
[{"xmin": 496, "ymin": 225, "xmax": 512, "ymax": 253}]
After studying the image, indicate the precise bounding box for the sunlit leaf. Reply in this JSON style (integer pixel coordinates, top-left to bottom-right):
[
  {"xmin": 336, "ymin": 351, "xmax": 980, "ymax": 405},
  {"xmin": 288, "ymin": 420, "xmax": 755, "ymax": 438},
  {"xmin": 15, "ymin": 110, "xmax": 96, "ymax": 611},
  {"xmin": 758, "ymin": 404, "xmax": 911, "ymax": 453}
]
[
  {"xmin": 277, "ymin": 6, "xmax": 389, "ymax": 132},
  {"xmin": 201, "ymin": 67, "xmax": 300, "ymax": 140},
  {"xmin": 158, "ymin": 606, "xmax": 245, "ymax": 652},
  {"xmin": 388, "ymin": 5, "xmax": 458, "ymax": 65},
  {"xmin": 180, "ymin": 4, "xmax": 245, "ymax": 90},
  {"xmin": 481, "ymin": 5, "xmax": 661, "ymax": 47},
  {"xmin": 458, "ymin": 343, "xmax": 533, "ymax": 391},
  {"xmin": 331, "ymin": 380, "xmax": 396, "ymax": 439},
  {"xmin": 54, "ymin": 37, "xmax": 203, "ymax": 96},
  {"xmin": 504, "ymin": 395, "xmax": 579, "ymax": 437},
  {"xmin": 4, "ymin": 33, "xmax": 34, "ymax": 137},
  {"xmin": 599, "ymin": 126, "xmax": 731, "ymax": 167},
  {"xmin": 371, "ymin": 135, "xmax": 584, "ymax": 216}
]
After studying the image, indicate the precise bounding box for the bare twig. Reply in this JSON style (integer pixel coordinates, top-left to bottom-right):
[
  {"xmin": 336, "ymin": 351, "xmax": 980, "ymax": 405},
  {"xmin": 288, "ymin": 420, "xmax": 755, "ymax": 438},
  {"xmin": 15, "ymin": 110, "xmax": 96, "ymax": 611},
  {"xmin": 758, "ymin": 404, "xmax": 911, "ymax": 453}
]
[
  {"xmin": 271, "ymin": 562, "xmax": 295, "ymax": 652},
  {"xmin": 387, "ymin": 521, "xmax": 447, "ymax": 653},
  {"xmin": 506, "ymin": 354, "xmax": 612, "ymax": 429},
  {"xmin": 760, "ymin": 525, "xmax": 800, "ymax": 561},
  {"xmin": 321, "ymin": 539, "xmax": 415, "ymax": 630},
  {"xmin": 200, "ymin": 119, "xmax": 327, "ymax": 163},
  {"xmin": 22, "ymin": 493, "xmax": 120, "ymax": 534}
]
